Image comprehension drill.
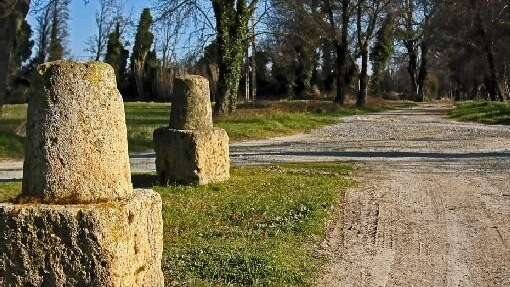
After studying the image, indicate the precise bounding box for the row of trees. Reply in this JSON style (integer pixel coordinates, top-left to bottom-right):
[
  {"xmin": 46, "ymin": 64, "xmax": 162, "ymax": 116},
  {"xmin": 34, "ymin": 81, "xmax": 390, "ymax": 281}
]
[{"xmin": 1, "ymin": 0, "xmax": 510, "ymax": 115}]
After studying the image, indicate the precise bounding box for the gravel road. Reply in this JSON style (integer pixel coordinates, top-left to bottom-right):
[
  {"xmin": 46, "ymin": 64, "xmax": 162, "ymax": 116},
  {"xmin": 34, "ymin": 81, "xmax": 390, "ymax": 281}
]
[{"xmin": 1, "ymin": 103, "xmax": 508, "ymax": 286}]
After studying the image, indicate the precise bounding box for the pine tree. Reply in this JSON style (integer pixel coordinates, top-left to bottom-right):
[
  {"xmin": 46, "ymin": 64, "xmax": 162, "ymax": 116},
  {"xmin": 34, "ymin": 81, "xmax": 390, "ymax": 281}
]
[{"xmin": 130, "ymin": 8, "xmax": 153, "ymax": 99}]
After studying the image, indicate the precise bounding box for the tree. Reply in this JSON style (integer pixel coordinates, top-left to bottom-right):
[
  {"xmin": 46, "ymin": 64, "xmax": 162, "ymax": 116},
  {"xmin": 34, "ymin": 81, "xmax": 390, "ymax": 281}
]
[
  {"xmin": 396, "ymin": 0, "xmax": 436, "ymax": 101},
  {"xmin": 32, "ymin": 5, "xmax": 52, "ymax": 65},
  {"xmin": 354, "ymin": 0, "xmax": 389, "ymax": 106},
  {"xmin": 370, "ymin": 11, "xmax": 394, "ymax": 95},
  {"xmin": 267, "ymin": 0, "xmax": 321, "ymax": 99},
  {"xmin": 86, "ymin": 0, "xmax": 117, "ymax": 61},
  {"xmin": 0, "ymin": 0, "xmax": 30, "ymax": 109},
  {"xmin": 130, "ymin": 8, "xmax": 154, "ymax": 99},
  {"xmin": 323, "ymin": 0, "xmax": 353, "ymax": 104},
  {"xmin": 47, "ymin": 0, "xmax": 70, "ymax": 61},
  {"xmin": 155, "ymin": 0, "xmax": 261, "ymax": 115},
  {"xmin": 211, "ymin": 0, "xmax": 259, "ymax": 114},
  {"xmin": 105, "ymin": 22, "xmax": 129, "ymax": 85}
]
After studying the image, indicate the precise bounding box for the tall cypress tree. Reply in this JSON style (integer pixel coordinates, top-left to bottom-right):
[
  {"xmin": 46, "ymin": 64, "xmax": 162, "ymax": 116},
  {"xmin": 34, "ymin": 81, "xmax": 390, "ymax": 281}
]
[
  {"xmin": 130, "ymin": 8, "xmax": 153, "ymax": 99},
  {"xmin": 105, "ymin": 22, "xmax": 129, "ymax": 86},
  {"xmin": 47, "ymin": 0, "xmax": 70, "ymax": 61}
]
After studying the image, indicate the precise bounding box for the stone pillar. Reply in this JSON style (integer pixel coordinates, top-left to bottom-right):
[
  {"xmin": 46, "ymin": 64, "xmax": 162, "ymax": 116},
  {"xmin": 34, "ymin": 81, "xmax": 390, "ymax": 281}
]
[
  {"xmin": 0, "ymin": 61, "xmax": 164, "ymax": 286},
  {"xmin": 154, "ymin": 75, "xmax": 230, "ymax": 185}
]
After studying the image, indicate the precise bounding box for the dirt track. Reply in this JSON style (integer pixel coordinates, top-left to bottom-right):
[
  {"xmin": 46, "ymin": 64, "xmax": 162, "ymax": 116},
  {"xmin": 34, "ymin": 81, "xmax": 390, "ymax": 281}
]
[{"xmin": 232, "ymin": 103, "xmax": 510, "ymax": 286}]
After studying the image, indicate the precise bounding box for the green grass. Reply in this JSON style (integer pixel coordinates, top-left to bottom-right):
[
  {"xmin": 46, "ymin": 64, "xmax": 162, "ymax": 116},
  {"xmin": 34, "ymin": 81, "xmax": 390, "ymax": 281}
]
[
  {"xmin": 215, "ymin": 101, "xmax": 382, "ymax": 141},
  {"xmin": 124, "ymin": 102, "xmax": 171, "ymax": 152},
  {"xmin": 0, "ymin": 163, "xmax": 354, "ymax": 286},
  {"xmin": 0, "ymin": 100, "xmax": 385, "ymax": 158},
  {"xmin": 155, "ymin": 163, "xmax": 353, "ymax": 286},
  {"xmin": 0, "ymin": 182, "xmax": 22, "ymax": 202},
  {"xmin": 0, "ymin": 104, "xmax": 28, "ymax": 159},
  {"xmin": 449, "ymin": 101, "xmax": 510, "ymax": 125}
]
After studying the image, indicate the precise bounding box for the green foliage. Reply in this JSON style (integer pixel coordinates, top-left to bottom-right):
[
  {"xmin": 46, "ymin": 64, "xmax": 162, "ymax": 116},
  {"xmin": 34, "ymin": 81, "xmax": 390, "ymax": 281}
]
[
  {"xmin": 212, "ymin": 0, "xmax": 252, "ymax": 115},
  {"xmin": 47, "ymin": 0, "xmax": 70, "ymax": 61},
  {"xmin": 0, "ymin": 182, "xmax": 22, "ymax": 202},
  {"xmin": 370, "ymin": 13, "xmax": 394, "ymax": 94},
  {"xmin": 130, "ymin": 8, "xmax": 154, "ymax": 99},
  {"xmin": 105, "ymin": 23, "xmax": 129, "ymax": 85},
  {"xmin": 14, "ymin": 20, "xmax": 33, "ymax": 67},
  {"xmin": 130, "ymin": 8, "xmax": 153, "ymax": 71},
  {"xmin": 156, "ymin": 163, "xmax": 353, "ymax": 286},
  {"xmin": 449, "ymin": 101, "xmax": 510, "ymax": 125},
  {"xmin": 144, "ymin": 50, "xmax": 161, "ymax": 97}
]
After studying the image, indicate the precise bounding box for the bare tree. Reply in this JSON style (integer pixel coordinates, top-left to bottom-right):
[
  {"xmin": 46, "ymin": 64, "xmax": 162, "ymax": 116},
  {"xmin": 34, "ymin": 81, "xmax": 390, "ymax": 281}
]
[
  {"xmin": 354, "ymin": 0, "xmax": 389, "ymax": 106},
  {"xmin": 85, "ymin": 0, "xmax": 117, "ymax": 61},
  {"xmin": 322, "ymin": 0, "xmax": 354, "ymax": 104},
  {"xmin": 396, "ymin": 0, "xmax": 436, "ymax": 101}
]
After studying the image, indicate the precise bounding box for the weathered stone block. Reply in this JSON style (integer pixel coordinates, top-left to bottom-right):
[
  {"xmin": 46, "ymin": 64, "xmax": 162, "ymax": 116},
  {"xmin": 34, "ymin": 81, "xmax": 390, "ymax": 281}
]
[
  {"xmin": 154, "ymin": 128, "xmax": 230, "ymax": 185},
  {"xmin": 23, "ymin": 61, "xmax": 132, "ymax": 203},
  {"xmin": 169, "ymin": 75, "xmax": 213, "ymax": 130},
  {"xmin": 0, "ymin": 190, "xmax": 164, "ymax": 287}
]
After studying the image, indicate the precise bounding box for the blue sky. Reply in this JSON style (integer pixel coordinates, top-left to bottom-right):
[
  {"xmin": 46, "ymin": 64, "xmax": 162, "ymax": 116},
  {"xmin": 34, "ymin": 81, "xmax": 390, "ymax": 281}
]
[{"xmin": 28, "ymin": 0, "xmax": 152, "ymax": 59}]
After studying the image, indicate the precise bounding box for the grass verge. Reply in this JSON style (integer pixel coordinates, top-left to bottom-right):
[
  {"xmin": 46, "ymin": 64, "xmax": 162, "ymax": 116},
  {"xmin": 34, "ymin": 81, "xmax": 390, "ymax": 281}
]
[
  {"xmin": 0, "ymin": 99, "xmax": 399, "ymax": 158},
  {"xmin": 0, "ymin": 163, "xmax": 354, "ymax": 286},
  {"xmin": 449, "ymin": 101, "xmax": 510, "ymax": 125}
]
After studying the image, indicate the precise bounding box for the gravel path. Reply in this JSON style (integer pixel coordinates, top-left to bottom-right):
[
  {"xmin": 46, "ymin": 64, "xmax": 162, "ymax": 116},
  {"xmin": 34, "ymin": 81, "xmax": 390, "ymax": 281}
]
[{"xmin": 1, "ymin": 103, "xmax": 508, "ymax": 286}]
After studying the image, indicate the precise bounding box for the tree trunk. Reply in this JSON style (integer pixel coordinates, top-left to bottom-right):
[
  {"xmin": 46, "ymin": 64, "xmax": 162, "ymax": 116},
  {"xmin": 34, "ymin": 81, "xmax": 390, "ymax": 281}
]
[
  {"xmin": 357, "ymin": 45, "xmax": 368, "ymax": 107},
  {"xmin": 406, "ymin": 43, "xmax": 419, "ymax": 100},
  {"xmin": 417, "ymin": 41, "xmax": 428, "ymax": 101},
  {"xmin": 250, "ymin": 25, "xmax": 256, "ymax": 102},
  {"xmin": 212, "ymin": 1, "xmax": 250, "ymax": 116},
  {"xmin": 334, "ymin": 0, "xmax": 350, "ymax": 105},
  {"xmin": 473, "ymin": 0, "xmax": 503, "ymax": 102},
  {"xmin": 0, "ymin": 0, "xmax": 30, "ymax": 109},
  {"xmin": 134, "ymin": 59, "xmax": 145, "ymax": 99}
]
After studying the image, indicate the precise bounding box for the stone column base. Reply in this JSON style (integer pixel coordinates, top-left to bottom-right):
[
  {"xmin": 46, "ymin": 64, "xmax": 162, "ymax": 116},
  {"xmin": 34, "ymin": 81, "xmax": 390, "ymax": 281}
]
[
  {"xmin": 0, "ymin": 190, "xmax": 164, "ymax": 287},
  {"xmin": 154, "ymin": 128, "xmax": 230, "ymax": 185}
]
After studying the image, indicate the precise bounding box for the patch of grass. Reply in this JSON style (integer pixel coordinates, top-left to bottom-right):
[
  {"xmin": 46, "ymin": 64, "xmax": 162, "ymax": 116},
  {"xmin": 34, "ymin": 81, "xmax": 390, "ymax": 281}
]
[
  {"xmin": 215, "ymin": 101, "xmax": 381, "ymax": 141},
  {"xmin": 449, "ymin": 101, "xmax": 510, "ymax": 125},
  {"xmin": 156, "ymin": 163, "xmax": 353, "ymax": 286},
  {"xmin": 0, "ymin": 181, "xmax": 21, "ymax": 202},
  {"xmin": 0, "ymin": 104, "xmax": 27, "ymax": 159},
  {"xmin": 124, "ymin": 102, "xmax": 170, "ymax": 152}
]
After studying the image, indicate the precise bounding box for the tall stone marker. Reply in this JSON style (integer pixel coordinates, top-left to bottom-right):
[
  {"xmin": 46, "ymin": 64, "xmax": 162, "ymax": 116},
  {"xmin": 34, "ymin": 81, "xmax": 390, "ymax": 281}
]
[
  {"xmin": 154, "ymin": 75, "xmax": 230, "ymax": 185},
  {"xmin": 0, "ymin": 61, "xmax": 164, "ymax": 286}
]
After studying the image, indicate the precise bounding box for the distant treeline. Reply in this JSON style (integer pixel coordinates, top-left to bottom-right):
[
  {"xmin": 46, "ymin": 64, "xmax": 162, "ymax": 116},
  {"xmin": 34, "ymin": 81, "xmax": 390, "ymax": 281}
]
[{"xmin": 2, "ymin": 0, "xmax": 510, "ymax": 112}]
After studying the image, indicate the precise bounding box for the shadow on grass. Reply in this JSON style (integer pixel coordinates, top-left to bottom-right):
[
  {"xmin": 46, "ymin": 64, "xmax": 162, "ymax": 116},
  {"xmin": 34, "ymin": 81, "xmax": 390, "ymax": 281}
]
[{"xmin": 132, "ymin": 173, "xmax": 159, "ymax": 189}]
